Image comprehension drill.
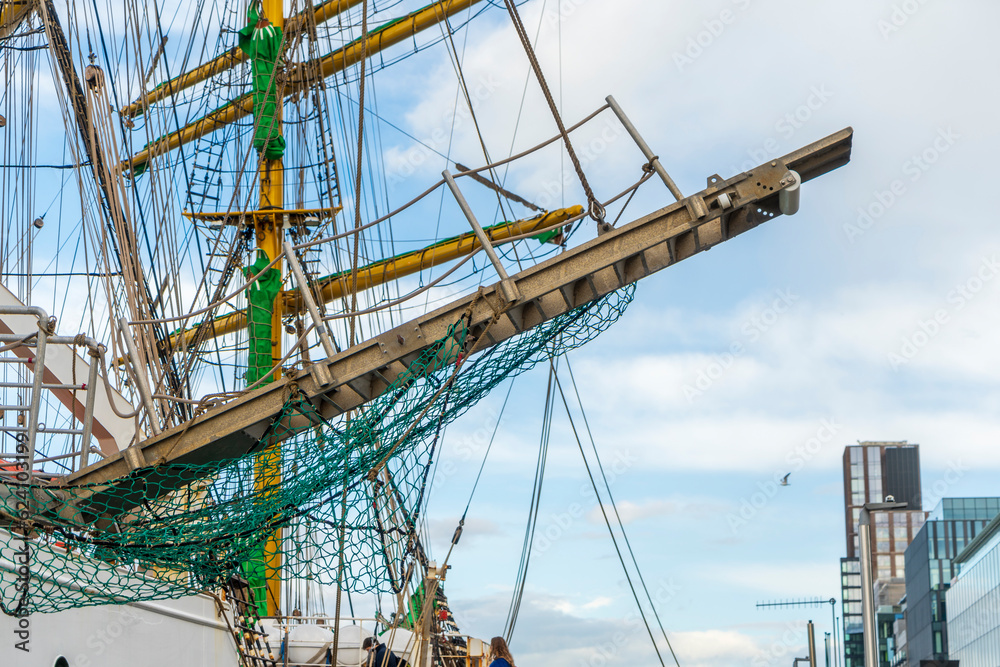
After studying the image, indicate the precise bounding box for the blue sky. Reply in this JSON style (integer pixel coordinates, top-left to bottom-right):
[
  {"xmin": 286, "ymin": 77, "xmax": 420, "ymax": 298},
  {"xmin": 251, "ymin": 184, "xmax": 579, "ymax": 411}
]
[
  {"xmin": 364, "ymin": 1, "xmax": 1000, "ymax": 666},
  {"xmin": 10, "ymin": 0, "xmax": 1000, "ymax": 666}
]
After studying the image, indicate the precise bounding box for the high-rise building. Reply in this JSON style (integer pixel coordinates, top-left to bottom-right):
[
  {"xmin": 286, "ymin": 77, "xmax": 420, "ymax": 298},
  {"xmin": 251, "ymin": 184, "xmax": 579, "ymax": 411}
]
[
  {"xmin": 841, "ymin": 442, "xmax": 927, "ymax": 667},
  {"xmin": 843, "ymin": 442, "xmax": 924, "ymax": 563},
  {"xmin": 946, "ymin": 510, "xmax": 1000, "ymax": 667},
  {"xmin": 904, "ymin": 498, "xmax": 1000, "ymax": 665}
]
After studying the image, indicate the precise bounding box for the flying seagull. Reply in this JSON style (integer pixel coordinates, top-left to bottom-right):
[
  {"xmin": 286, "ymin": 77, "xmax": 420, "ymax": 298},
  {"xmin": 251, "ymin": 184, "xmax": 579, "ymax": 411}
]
[{"xmin": 780, "ymin": 473, "xmax": 791, "ymax": 486}]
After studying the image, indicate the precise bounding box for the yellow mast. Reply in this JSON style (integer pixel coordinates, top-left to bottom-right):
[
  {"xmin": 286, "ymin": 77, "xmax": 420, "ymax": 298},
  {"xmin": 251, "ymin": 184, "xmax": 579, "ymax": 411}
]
[
  {"xmin": 257, "ymin": 0, "xmax": 284, "ymax": 617},
  {"xmin": 0, "ymin": 0, "xmax": 33, "ymax": 39}
]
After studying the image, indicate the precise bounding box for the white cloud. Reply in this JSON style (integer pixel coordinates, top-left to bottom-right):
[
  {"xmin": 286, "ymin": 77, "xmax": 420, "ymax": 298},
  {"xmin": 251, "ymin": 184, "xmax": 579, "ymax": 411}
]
[
  {"xmin": 451, "ymin": 590, "xmax": 807, "ymax": 667},
  {"xmin": 585, "ymin": 498, "xmax": 728, "ymax": 525},
  {"xmin": 582, "ymin": 596, "xmax": 612, "ymax": 610},
  {"xmin": 711, "ymin": 562, "xmax": 838, "ymax": 598}
]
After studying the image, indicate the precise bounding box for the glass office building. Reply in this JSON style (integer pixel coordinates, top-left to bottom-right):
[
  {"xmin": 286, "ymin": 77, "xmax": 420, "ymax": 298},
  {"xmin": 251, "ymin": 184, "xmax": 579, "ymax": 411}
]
[
  {"xmin": 842, "ymin": 557, "xmax": 864, "ymax": 667},
  {"xmin": 904, "ymin": 498, "xmax": 1000, "ymax": 664},
  {"xmin": 946, "ymin": 511, "xmax": 1000, "ymax": 667}
]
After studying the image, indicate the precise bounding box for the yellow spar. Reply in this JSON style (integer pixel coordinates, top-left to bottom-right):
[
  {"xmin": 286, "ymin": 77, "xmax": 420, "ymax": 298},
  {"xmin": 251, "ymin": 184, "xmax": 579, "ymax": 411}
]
[
  {"xmin": 124, "ymin": 0, "xmax": 486, "ymax": 173},
  {"xmin": 120, "ymin": 0, "xmax": 368, "ymax": 118},
  {"xmin": 170, "ymin": 206, "xmax": 581, "ymax": 351}
]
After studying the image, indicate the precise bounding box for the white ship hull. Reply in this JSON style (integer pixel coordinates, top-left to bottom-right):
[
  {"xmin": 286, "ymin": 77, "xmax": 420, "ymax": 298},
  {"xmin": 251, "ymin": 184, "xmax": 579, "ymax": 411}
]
[
  {"xmin": 1, "ymin": 529, "xmax": 424, "ymax": 666},
  {"xmin": 1, "ymin": 593, "xmax": 241, "ymax": 667}
]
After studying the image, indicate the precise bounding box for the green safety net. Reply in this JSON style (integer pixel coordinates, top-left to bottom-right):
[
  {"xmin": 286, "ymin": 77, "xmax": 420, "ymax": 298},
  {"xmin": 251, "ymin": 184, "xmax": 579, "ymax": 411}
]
[
  {"xmin": 244, "ymin": 249, "xmax": 281, "ymax": 387},
  {"xmin": 237, "ymin": 3, "xmax": 286, "ymax": 160},
  {"xmin": 0, "ymin": 285, "xmax": 634, "ymax": 615}
]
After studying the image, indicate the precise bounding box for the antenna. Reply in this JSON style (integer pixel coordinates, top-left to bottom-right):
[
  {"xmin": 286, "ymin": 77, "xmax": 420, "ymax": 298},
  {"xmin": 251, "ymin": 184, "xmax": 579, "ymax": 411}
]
[
  {"xmin": 756, "ymin": 598, "xmax": 840, "ymax": 667},
  {"xmin": 756, "ymin": 597, "xmax": 836, "ymax": 609}
]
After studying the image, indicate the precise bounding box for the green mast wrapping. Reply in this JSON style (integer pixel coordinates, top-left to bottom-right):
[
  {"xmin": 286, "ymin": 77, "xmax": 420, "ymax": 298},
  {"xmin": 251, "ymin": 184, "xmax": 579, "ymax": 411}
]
[
  {"xmin": 237, "ymin": 2, "xmax": 286, "ymax": 160},
  {"xmin": 244, "ymin": 249, "xmax": 281, "ymax": 386}
]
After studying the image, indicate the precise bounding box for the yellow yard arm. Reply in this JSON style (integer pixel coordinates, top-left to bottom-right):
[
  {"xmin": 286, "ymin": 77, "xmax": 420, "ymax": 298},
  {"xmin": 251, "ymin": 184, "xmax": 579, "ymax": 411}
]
[
  {"xmin": 0, "ymin": 0, "xmax": 34, "ymax": 39},
  {"xmin": 170, "ymin": 206, "xmax": 580, "ymax": 350},
  {"xmin": 120, "ymin": 0, "xmax": 367, "ymax": 118},
  {"xmin": 125, "ymin": 0, "xmax": 485, "ymax": 173}
]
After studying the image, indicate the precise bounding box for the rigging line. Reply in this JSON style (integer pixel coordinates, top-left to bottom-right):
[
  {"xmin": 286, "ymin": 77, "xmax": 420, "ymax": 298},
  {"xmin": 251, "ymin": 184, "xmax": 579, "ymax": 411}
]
[
  {"xmin": 0, "ymin": 163, "xmax": 89, "ymax": 169},
  {"xmin": 460, "ymin": 376, "xmax": 515, "ymax": 519},
  {"xmin": 330, "ymin": 85, "xmax": 452, "ymax": 162},
  {"xmin": 292, "ymin": 101, "xmax": 610, "ymax": 253},
  {"xmin": 563, "ymin": 356, "xmax": 683, "ymax": 667},
  {"xmin": 550, "ymin": 361, "xmax": 672, "ymax": 667},
  {"xmin": 421, "ymin": 20, "xmax": 466, "ymax": 313},
  {"xmin": 347, "ymin": 0, "xmax": 370, "ymax": 348},
  {"xmin": 504, "ymin": 359, "xmax": 555, "ymax": 643},
  {"xmin": 502, "ymin": 0, "xmax": 603, "ymax": 223},
  {"xmin": 86, "ymin": 0, "xmax": 191, "ymax": 413},
  {"xmin": 422, "ymin": 376, "xmax": 518, "ymax": 587},
  {"xmin": 558, "ymin": 0, "xmax": 563, "ymax": 209},
  {"xmin": 439, "ymin": 13, "xmax": 512, "ymax": 229},
  {"xmin": 335, "ymin": 1, "xmax": 370, "ymax": 659}
]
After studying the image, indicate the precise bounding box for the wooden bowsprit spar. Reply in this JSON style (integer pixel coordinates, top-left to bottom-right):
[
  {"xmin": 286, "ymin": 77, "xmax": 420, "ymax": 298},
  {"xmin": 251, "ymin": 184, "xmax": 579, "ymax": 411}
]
[{"xmin": 49, "ymin": 127, "xmax": 851, "ymax": 520}]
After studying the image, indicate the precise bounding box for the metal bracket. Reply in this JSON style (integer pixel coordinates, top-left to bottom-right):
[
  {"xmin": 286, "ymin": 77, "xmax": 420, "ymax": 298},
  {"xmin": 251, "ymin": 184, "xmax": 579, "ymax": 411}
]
[
  {"xmin": 122, "ymin": 445, "xmax": 147, "ymax": 471},
  {"xmin": 442, "ymin": 169, "xmax": 521, "ymax": 303},
  {"xmin": 308, "ymin": 361, "xmax": 334, "ymax": 387}
]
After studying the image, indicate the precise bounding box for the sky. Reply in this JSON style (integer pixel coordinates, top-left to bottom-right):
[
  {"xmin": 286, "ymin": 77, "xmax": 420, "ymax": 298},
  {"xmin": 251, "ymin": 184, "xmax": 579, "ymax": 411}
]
[
  {"xmin": 371, "ymin": 1, "xmax": 1000, "ymax": 667},
  {"xmin": 9, "ymin": 1, "xmax": 1000, "ymax": 666}
]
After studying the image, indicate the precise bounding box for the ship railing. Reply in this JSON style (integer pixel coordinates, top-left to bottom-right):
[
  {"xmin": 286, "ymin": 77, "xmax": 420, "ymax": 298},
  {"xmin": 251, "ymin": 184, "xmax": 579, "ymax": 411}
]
[{"xmin": 0, "ymin": 303, "xmax": 108, "ymax": 481}]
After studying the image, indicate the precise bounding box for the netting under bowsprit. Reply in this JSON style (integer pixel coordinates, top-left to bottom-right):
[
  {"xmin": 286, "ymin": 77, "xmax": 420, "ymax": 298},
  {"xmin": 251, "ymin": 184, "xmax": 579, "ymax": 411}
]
[{"xmin": 0, "ymin": 286, "xmax": 634, "ymax": 614}]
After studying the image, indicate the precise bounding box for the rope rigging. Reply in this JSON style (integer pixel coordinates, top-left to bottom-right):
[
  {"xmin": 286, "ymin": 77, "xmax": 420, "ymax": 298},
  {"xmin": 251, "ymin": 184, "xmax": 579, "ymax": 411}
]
[
  {"xmin": 502, "ymin": 0, "xmax": 604, "ymax": 223},
  {"xmin": 504, "ymin": 358, "xmax": 555, "ymax": 642},
  {"xmin": 547, "ymin": 359, "xmax": 672, "ymax": 666}
]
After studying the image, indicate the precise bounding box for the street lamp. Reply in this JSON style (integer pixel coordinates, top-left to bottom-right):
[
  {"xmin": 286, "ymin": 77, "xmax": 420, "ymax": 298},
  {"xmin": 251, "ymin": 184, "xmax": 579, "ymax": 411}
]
[{"xmin": 858, "ymin": 498, "xmax": 907, "ymax": 667}]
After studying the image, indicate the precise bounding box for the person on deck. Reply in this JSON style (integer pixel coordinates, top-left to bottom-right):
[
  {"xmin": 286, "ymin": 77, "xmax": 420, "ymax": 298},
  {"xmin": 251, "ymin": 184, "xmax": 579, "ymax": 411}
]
[
  {"xmin": 363, "ymin": 636, "xmax": 402, "ymax": 667},
  {"xmin": 488, "ymin": 636, "xmax": 516, "ymax": 667}
]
